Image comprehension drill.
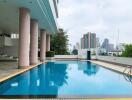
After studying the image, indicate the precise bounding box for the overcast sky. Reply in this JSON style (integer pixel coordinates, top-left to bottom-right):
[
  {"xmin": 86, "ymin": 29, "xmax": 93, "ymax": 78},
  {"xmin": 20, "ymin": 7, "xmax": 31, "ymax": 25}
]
[{"xmin": 58, "ymin": 0, "xmax": 132, "ymax": 48}]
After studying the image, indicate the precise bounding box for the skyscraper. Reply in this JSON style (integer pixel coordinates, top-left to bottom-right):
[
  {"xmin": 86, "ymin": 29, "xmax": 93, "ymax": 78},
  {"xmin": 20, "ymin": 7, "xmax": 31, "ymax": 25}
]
[
  {"xmin": 81, "ymin": 37, "xmax": 84, "ymax": 49},
  {"xmin": 81, "ymin": 32, "xmax": 96, "ymax": 49},
  {"xmin": 101, "ymin": 39, "xmax": 109, "ymax": 53},
  {"xmin": 90, "ymin": 33, "xmax": 96, "ymax": 48},
  {"xmin": 84, "ymin": 34, "xmax": 88, "ymax": 49}
]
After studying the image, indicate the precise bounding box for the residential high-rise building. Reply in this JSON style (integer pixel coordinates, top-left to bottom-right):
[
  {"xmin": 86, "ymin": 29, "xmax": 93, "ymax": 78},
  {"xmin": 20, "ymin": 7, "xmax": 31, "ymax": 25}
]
[
  {"xmin": 90, "ymin": 33, "xmax": 96, "ymax": 48},
  {"xmin": 81, "ymin": 32, "xmax": 96, "ymax": 49},
  {"xmin": 84, "ymin": 34, "xmax": 89, "ymax": 49},
  {"xmin": 81, "ymin": 37, "xmax": 84, "ymax": 49}
]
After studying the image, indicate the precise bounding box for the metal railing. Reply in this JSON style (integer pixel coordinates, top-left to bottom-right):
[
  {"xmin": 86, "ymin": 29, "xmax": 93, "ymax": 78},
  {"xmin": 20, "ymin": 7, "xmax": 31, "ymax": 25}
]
[{"xmin": 123, "ymin": 66, "xmax": 132, "ymax": 83}]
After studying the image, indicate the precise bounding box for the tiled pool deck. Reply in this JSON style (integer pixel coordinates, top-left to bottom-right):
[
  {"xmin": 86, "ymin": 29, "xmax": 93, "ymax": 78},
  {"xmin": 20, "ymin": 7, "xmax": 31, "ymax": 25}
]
[
  {"xmin": 0, "ymin": 61, "xmax": 44, "ymax": 83},
  {"xmin": 0, "ymin": 62, "xmax": 18, "ymax": 81}
]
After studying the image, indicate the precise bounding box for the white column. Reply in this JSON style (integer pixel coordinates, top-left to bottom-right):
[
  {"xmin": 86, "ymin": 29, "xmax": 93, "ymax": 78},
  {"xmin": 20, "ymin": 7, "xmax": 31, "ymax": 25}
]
[
  {"xmin": 46, "ymin": 34, "xmax": 50, "ymax": 51},
  {"xmin": 30, "ymin": 19, "xmax": 38, "ymax": 65},
  {"xmin": 40, "ymin": 29, "xmax": 46, "ymax": 62},
  {"xmin": 18, "ymin": 8, "xmax": 30, "ymax": 68}
]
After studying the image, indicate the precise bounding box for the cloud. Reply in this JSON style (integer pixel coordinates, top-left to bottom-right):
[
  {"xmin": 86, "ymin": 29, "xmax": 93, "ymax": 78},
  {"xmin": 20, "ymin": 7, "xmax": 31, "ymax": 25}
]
[{"xmin": 58, "ymin": 0, "xmax": 132, "ymax": 48}]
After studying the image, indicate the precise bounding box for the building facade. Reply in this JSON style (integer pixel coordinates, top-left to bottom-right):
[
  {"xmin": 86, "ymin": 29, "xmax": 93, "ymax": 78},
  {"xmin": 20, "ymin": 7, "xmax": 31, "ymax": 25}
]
[
  {"xmin": 108, "ymin": 44, "xmax": 114, "ymax": 52},
  {"xmin": 101, "ymin": 38, "xmax": 109, "ymax": 53},
  {"xmin": 81, "ymin": 32, "xmax": 96, "ymax": 49},
  {"xmin": 116, "ymin": 43, "xmax": 125, "ymax": 51},
  {"xmin": 81, "ymin": 37, "xmax": 85, "ymax": 49},
  {"xmin": 75, "ymin": 42, "xmax": 81, "ymax": 50},
  {"xmin": 0, "ymin": 0, "xmax": 59, "ymax": 68}
]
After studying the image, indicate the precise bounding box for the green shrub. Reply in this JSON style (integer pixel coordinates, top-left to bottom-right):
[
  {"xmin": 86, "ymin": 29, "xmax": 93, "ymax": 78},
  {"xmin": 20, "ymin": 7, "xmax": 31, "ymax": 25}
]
[
  {"xmin": 72, "ymin": 49, "xmax": 78, "ymax": 55},
  {"xmin": 46, "ymin": 51, "xmax": 55, "ymax": 57},
  {"xmin": 122, "ymin": 44, "xmax": 132, "ymax": 57}
]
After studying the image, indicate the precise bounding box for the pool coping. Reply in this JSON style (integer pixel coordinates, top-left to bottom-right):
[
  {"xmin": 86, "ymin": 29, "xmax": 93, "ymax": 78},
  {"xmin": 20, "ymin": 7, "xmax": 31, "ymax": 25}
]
[
  {"xmin": 0, "ymin": 61, "xmax": 46, "ymax": 83},
  {"xmin": 89, "ymin": 60, "xmax": 132, "ymax": 76}
]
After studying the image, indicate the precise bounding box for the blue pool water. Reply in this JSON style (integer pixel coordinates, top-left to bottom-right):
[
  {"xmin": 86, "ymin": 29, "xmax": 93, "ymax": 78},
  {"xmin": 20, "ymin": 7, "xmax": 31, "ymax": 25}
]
[{"xmin": 0, "ymin": 61, "xmax": 132, "ymax": 98}]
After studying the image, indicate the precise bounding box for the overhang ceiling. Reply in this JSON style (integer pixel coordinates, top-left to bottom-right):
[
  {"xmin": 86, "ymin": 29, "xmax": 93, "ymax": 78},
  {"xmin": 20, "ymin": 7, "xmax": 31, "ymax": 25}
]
[{"xmin": 0, "ymin": 0, "xmax": 58, "ymax": 34}]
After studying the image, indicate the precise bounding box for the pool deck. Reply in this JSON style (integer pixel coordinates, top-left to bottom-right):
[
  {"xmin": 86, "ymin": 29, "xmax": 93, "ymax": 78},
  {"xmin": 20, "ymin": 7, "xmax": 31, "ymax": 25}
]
[
  {"xmin": 0, "ymin": 61, "xmax": 45, "ymax": 83},
  {"xmin": 90, "ymin": 60, "xmax": 132, "ymax": 76}
]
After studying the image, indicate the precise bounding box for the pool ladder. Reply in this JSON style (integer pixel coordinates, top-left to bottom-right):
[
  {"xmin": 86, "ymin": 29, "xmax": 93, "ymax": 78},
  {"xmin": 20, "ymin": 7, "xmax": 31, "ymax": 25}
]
[
  {"xmin": 123, "ymin": 66, "xmax": 132, "ymax": 83},
  {"xmin": 123, "ymin": 66, "xmax": 132, "ymax": 75}
]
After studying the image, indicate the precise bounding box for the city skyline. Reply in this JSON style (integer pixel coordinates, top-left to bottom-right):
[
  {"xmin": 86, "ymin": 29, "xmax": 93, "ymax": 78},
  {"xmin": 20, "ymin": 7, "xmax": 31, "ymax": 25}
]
[{"xmin": 58, "ymin": 0, "xmax": 132, "ymax": 48}]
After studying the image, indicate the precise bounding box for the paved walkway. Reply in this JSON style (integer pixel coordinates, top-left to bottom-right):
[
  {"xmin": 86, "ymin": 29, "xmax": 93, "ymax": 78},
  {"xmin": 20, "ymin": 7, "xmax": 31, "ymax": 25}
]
[{"xmin": 91, "ymin": 60, "xmax": 132, "ymax": 76}]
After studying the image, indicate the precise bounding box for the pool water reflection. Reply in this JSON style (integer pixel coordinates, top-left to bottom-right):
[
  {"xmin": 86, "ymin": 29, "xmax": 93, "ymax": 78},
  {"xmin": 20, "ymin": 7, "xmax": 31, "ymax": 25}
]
[{"xmin": 0, "ymin": 61, "xmax": 132, "ymax": 98}]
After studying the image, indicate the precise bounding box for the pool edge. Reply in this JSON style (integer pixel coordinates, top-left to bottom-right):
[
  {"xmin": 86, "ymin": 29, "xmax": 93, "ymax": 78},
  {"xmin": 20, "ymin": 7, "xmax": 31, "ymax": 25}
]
[
  {"xmin": 0, "ymin": 61, "xmax": 47, "ymax": 83},
  {"xmin": 90, "ymin": 60, "xmax": 132, "ymax": 76}
]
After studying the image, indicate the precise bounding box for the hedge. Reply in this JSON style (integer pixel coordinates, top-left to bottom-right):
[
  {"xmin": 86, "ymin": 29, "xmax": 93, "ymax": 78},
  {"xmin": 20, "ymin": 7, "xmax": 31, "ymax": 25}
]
[{"xmin": 46, "ymin": 51, "xmax": 55, "ymax": 57}]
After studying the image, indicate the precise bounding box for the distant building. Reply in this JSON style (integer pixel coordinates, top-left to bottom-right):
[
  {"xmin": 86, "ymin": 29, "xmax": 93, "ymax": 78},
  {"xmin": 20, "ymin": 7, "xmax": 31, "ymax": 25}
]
[
  {"xmin": 96, "ymin": 38, "xmax": 100, "ymax": 48},
  {"xmin": 83, "ymin": 34, "xmax": 88, "ymax": 49},
  {"xmin": 81, "ymin": 32, "xmax": 96, "ymax": 49},
  {"xmin": 75, "ymin": 42, "xmax": 81, "ymax": 50},
  {"xmin": 90, "ymin": 33, "xmax": 96, "ymax": 48},
  {"xmin": 116, "ymin": 43, "xmax": 125, "ymax": 51},
  {"xmin": 81, "ymin": 37, "xmax": 84, "ymax": 49},
  {"xmin": 101, "ymin": 38, "xmax": 109, "ymax": 53},
  {"xmin": 108, "ymin": 50, "xmax": 122, "ymax": 56},
  {"xmin": 108, "ymin": 44, "xmax": 114, "ymax": 52},
  {"xmin": 96, "ymin": 37, "xmax": 101, "ymax": 55}
]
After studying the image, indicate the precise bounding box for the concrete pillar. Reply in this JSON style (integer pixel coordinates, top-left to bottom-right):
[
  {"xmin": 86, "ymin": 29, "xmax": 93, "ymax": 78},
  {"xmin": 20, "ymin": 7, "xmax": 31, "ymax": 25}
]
[
  {"xmin": 46, "ymin": 34, "xmax": 50, "ymax": 51},
  {"xmin": 18, "ymin": 8, "xmax": 30, "ymax": 68},
  {"xmin": 30, "ymin": 19, "xmax": 38, "ymax": 65},
  {"xmin": 40, "ymin": 30, "xmax": 46, "ymax": 62}
]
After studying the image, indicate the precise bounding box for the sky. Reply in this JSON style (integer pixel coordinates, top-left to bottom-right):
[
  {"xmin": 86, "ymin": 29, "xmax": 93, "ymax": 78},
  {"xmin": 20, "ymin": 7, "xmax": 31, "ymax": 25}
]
[{"xmin": 58, "ymin": 0, "xmax": 132, "ymax": 48}]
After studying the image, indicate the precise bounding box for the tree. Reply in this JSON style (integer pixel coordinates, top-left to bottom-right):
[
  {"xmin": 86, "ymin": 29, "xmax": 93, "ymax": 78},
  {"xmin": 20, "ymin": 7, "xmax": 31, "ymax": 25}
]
[
  {"xmin": 72, "ymin": 49, "xmax": 78, "ymax": 55},
  {"xmin": 122, "ymin": 44, "xmax": 132, "ymax": 57},
  {"xmin": 50, "ymin": 28, "xmax": 69, "ymax": 55}
]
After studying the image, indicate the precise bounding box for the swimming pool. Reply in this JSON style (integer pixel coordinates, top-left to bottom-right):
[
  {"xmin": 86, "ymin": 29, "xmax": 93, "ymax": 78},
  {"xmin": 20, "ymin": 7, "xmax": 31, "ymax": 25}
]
[{"xmin": 0, "ymin": 61, "xmax": 132, "ymax": 98}]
